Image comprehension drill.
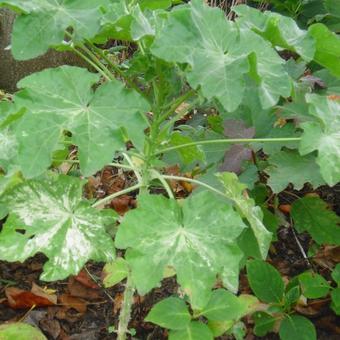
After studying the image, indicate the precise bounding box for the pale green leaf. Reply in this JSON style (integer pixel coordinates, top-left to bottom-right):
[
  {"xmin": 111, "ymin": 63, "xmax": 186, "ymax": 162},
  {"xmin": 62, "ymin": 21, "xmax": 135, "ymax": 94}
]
[
  {"xmin": 265, "ymin": 149, "xmax": 325, "ymax": 193},
  {"xmin": 0, "ymin": 0, "xmax": 111, "ymax": 60},
  {"xmin": 0, "ymin": 175, "xmax": 116, "ymax": 281},
  {"xmin": 0, "ymin": 323, "xmax": 47, "ymax": 340},
  {"xmin": 299, "ymin": 94, "xmax": 340, "ymax": 186},
  {"xmin": 279, "ymin": 315, "xmax": 316, "ymax": 340},
  {"xmin": 201, "ymin": 289, "xmax": 244, "ymax": 321},
  {"xmin": 291, "ymin": 196, "xmax": 340, "ymax": 245},
  {"xmin": 217, "ymin": 172, "xmax": 272, "ymax": 259},
  {"xmin": 298, "ymin": 271, "xmax": 330, "ymax": 298},
  {"xmin": 102, "ymin": 258, "xmax": 129, "ymax": 288},
  {"xmin": 115, "ymin": 191, "xmax": 247, "ymax": 309},
  {"xmin": 169, "ymin": 322, "xmax": 213, "ymax": 340},
  {"xmin": 308, "ymin": 23, "xmax": 340, "ymax": 77},
  {"xmin": 14, "ymin": 66, "xmax": 149, "ymax": 177},
  {"xmin": 247, "ymin": 259, "xmax": 284, "ymax": 303},
  {"xmin": 234, "ymin": 5, "xmax": 315, "ymax": 61},
  {"xmin": 145, "ymin": 297, "xmax": 191, "ymax": 330}
]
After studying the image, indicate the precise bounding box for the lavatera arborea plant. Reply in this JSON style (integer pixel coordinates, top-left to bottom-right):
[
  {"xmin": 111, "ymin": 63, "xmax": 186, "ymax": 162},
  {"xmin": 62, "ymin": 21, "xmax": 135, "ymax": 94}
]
[{"xmin": 0, "ymin": 0, "xmax": 339, "ymax": 339}]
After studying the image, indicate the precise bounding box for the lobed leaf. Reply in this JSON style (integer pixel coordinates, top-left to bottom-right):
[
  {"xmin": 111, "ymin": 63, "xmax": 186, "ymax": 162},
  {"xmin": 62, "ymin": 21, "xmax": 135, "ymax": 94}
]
[
  {"xmin": 13, "ymin": 66, "xmax": 150, "ymax": 177},
  {"xmin": 0, "ymin": 175, "xmax": 116, "ymax": 281},
  {"xmin": 115, "ymin": 191, "xmax": 246, "ymax": 309}
]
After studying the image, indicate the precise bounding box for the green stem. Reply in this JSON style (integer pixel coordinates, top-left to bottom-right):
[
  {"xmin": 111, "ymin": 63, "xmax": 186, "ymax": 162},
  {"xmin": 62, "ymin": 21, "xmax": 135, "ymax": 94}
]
[
  {"xmin": 92, "ymin": 184, "xmax": 141, "ymax": 208},
  {"xmin": 151, "ymin": 170, "xmax": 175, "ymax": 199},
  {"xmin": 160, "ymin": 89, "xmax": 196, "ymax": 121},
  {"xmin": 154, "ymin": 137, "xmax": 301, "ymax": 156},
  {"xmin": 161, "ymin": 175, "xmax": 227, "ymax": 199},
  {"xmin": 117, "ymin": 275, "xmax": 135, "ymax": 340},
  {"xmin": 86, "ymin": 40, "xmax": 150, "ymax": 102},
  {"xmin": 122, "ymin": 152, "xmax": 142, "ymax": 184},
  {"xmin": 71, "ymin": 47, "xmax": 111, "ymax": 81}
]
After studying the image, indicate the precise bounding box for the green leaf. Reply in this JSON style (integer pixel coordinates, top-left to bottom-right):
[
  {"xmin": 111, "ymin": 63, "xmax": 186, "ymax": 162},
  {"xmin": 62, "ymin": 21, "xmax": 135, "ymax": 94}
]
[
  {"xmin": 331, "ymin": 288, "xmax": 340, "ymax": 315},
  {"xmin": 115, "ymin": 191, "xmax": 246, "ymax": 309},
  {"xmin": 332, "ymin": 264, "xmax": 340, "ymax": 285},
  {"xmin": 299, "ymin": 94, "xmax": 340, "ymax": 186},
  {"xmin": 324, "ymin": 0, "xmax": 340, "ymax": 18},
  {"xmin": 102, "ymin": 258, "xmax": 129, "ymax": 288},
  {"xmin": 14, "ymin": 66, "xmax": 150, "ymax": 177},
  {"xmin": 145, "ymin": 297, "xmax": 191, "ymax": 330},
  {"xmin": 169, "ymin": 321, "xmax": 213, "ymax": 340},
  {"xmin": 234, "ymin": 5, "xmax": 315, "ymax": 61},
  {"xmin": 291, "ymin": 196, "xmax": 340, "ymax": 245},
  {"xmin": 217, "ymin": 172, "xmax": 272, "ymax": 259},
  {"xmin": 0, "ymin": 0, "xmax": 111, "ymax": 60},
  {"xmin": 246, "ymin": 259, "xmax": 284, "ymax": 303},
  {"xmin": 151, "ymin": 0, "xmax": 291, "ymax": 112},
  {"xmin": 170, "ymin": 132, "xmax": 205, "ymax": 165},
  {"xmin": 207, "ymin": 320, "xmax": 233, "ymax": 337},
  {"xmin": 308, "ymin": 23, "xmax": 340, "ymax": 77},
  {"xmin": 285, "ymin": 286, "xmax": 301, "ymax": 307},
  {"xmin": 265, "ymin": 149, "xmax": 325, "ymax": 193},
  {"xmin": 0, "ymin": 323, "xmax": 47, "ymax": 340},
  {"xmin": 253, "ymin": 311, "xmax": 275, "ymax": 337},
  {"xmin": 0, "ymin": 175, "xmax": 116, "ymax": 281},
  {"xmin": 298, "ymin": 271, "xmax": 330, "ymax": 298},
  {"xmin": 139, "ymin": 0, "xmax": 172, "ymax": 10},
  {"xmin": 201, "ymin": 289, "xmax": 245, "ymax": 321},
  {"xmin": 279, "ymin": 315, "xmax": 316, "ymax": 340}
]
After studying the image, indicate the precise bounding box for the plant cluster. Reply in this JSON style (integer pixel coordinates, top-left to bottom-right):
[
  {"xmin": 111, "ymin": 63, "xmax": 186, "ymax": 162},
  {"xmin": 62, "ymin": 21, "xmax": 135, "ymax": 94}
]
[{"xmin": 0, "ymin": 0, "xmax": 339, "ymax": 339}]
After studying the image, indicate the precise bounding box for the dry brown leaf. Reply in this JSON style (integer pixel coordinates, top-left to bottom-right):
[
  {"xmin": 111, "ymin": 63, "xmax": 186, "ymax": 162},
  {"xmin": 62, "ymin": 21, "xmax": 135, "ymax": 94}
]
[
  {"xmin": 59, "ymin": 294, "xmax": 87, "ymax": 314},
  {"xmin": 67, "ymin": 277, "xmax": 101, "ymax": 300},
  {"xmin": 74, "ymin": 269, "xmax": 100, "ymax": 290}
]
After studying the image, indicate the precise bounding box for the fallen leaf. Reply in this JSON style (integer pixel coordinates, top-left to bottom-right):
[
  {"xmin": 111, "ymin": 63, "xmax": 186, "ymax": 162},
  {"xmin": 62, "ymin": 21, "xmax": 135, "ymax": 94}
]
[
  {"xmin": 59, "ymin": 294, "xmax": 87, "ymax": 314},
  {"xmin": 40, "ymin": 319, "xmax": 61, "ymax": 339},
  {"xmin": 74, "ymin": 270, "xmax": 100, "ymax": 289},
  {"xmin": 5, "ymin": 285, "xmax": 57, "ymax": 309},
  {"xmin": 113, "ymin": 292, "xmax": 124, "ymax": 315},
  {"xmin": 110, "ymin": 195, "xmax": 132, "ymax": 215},
  {"xmin": 279, "ymin": 204, "xmax": 292, "ymax": 214},
  {"xmin": 67, "ymin": 277, "xmax": 101, "ymax": 300}
]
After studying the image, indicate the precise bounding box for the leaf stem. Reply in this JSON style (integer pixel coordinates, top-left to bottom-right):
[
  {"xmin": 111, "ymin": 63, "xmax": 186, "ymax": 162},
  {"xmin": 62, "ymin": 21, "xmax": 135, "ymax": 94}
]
[
  {"xmin": 117, "ymin": 275, "xmax": 135, "ymax": 340},
  {"xmin": 150, "ymin": 170, "xmax": 175, "ymax": 199},
  {"xmin": 92, "ymin": 184, "xmax": 141, "ymax": 208},
  {"xmin": 154, "ymin": 137, "xmax": 301, "ymax": 156},
  {"xmin": 161, "ymin": 174, "xmax": 228, "ymax": 199}
]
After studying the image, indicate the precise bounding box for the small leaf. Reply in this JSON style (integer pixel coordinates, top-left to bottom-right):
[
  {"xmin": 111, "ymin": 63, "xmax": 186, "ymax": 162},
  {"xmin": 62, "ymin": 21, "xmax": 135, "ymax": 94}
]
[
  {"xmin": 331, "ymin": 288, "xmax": 340, "ymax": 315},
  {"xmin": 0, "ymin": 323, "xmax": 47, "ymax": 340},
  {"xmin": 169, "ymin": 321, "xmax": 213, "ymax": 340},
  {"xmin": 246, "ymin": 259, "xmax": 284, "ymax": 303},
  {"xmin": 201, "ymin": 289, "xmax": 244, "ymax": 321},
  {"xmin": 0, "ymin": 175, "xmax": 116, "ymax": 281},
  {"xmin": 207, "ymin": 320, "xmax": 233, "ymax": 337},
  {"xmin": 218, "ymin": 172, "xmax": 272, "ymax": 259},
  {"xmin": 298, "ymin": 271, "xmax": 330, "ymax": 298},
  {"xmin": 291, "ymin": 196, "xmax": 340, "ymax": 245},
  {"xmin": 145, "ymin": 297, "xmax": 191, "ymax": 330},
  {"xmin": 102, "ymin": 258, "xmax": 129, "ymax": 288},
  {"xmin": 253, "ymin": 311, "xmax": 275, "ymax": 337},
  {"xmin": 331, "ymin": 264, "xmax": 340, "ymax": 285},
  {"xmin": 279, "ymin": 315, "xmax": 316, "ymax": 340}
]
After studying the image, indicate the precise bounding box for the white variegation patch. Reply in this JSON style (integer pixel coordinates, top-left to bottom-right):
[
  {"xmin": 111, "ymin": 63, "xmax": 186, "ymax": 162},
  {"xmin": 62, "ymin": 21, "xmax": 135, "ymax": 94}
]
[{"xmin": 0, "ymin": 175, "xmax": 116, "ymax": 281}]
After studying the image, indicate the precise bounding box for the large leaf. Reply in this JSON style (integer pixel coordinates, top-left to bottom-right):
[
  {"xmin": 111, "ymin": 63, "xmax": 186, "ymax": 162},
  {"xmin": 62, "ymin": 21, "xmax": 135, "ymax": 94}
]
[
  {"xmin": 115, "ymin": 191, "xmax": 247, "ymax": 309},
  {"xmin": 308, "ymin": 23, "xmax": 340, "ymax": 77},
  {"xmin": 151, "ymin": 0, "xmax": 291, "ymax": 112},
  {"xmin": 265, "ymin": 149, "xmax": 325, "ymax": 193},
  {"xmin": 234, "ymin": 5, "xmax": 315, "ymax": 61},
  {"xmin": 14, "ymin": 66, "xmax": 149, "ymax": 177},
  {"xmin": 299, "ymin": 94, "xmax": 340, "ymax": 186},
  {"xmin": 324, "ymin": 0, "xmax": 340, "ymax": 19},
  {"xmin": 217, "ymin": 172, "xmax": 272, "ymax": 259},
  {"xmin": 291, "ymin": 196, "xmax": 340, "ymax": 245},
  {"xmin": 0, "ymin": 0, "xmax": 111, "ymax": 60},
  {"xmin": 0, "ymin": 175, "xmax": 116, "ymax": 281}
]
